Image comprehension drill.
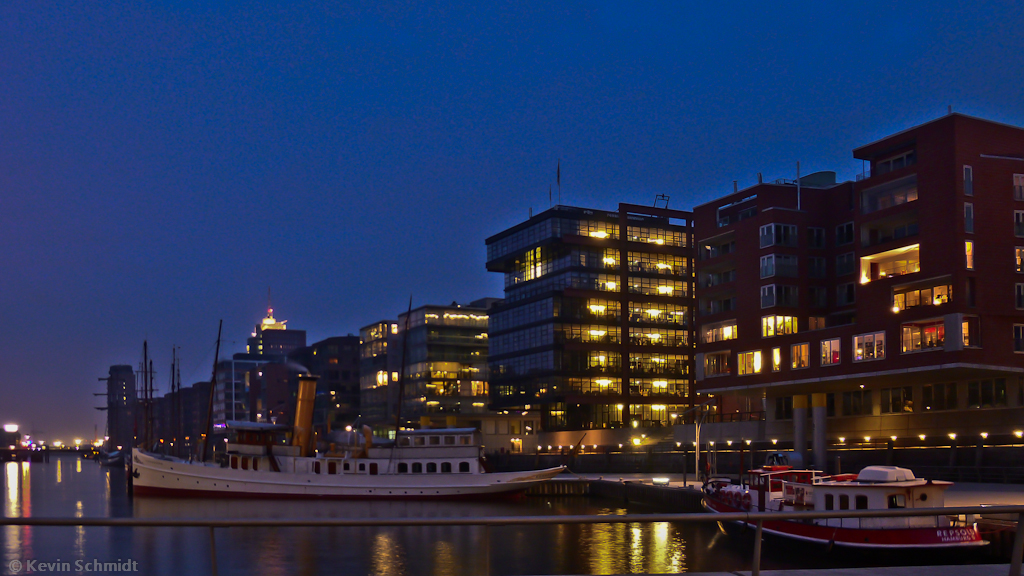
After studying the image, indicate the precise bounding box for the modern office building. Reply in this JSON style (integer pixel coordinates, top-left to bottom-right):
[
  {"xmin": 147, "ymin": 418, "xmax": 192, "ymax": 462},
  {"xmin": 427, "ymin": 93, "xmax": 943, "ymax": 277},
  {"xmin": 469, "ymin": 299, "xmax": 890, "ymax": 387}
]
[
  {"xmin": 213, "ymin": 307, "xmax": 307, "ymax": 426},
  {"xmin": 391, "ymin": 299, "xmax": 498, "ymax": 426},
  {"xmin": 100, "ymin": 364, "xmax": 136, "ymax": 451},
  {"xmin": 359, "ymin": 320, "xmax": 397, "ymax": 428},
  {"xmin": 693, "ymin": 113, "xmax": 1024, "ymax": 468},
  {"xmin": 485, "ymin": 203, "xmax": 696, "ymax": 435},
  {"xmin": 290, "ymin": 335, "xmax": 362, "ymax": 429}
]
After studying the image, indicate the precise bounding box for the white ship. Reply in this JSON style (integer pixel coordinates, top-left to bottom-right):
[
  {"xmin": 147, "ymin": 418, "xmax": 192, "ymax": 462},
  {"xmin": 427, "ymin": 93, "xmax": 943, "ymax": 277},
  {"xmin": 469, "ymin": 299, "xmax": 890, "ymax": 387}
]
[{"xmin": 132, "ymin": 425, "xmax": 563, "ymax": 499}]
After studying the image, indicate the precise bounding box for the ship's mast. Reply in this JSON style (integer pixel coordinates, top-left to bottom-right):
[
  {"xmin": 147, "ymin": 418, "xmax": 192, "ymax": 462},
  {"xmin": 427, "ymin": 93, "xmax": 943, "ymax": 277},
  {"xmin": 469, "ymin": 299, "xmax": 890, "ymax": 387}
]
[{"xmin": 198, "ymin": 321, "xmax": 223, "ymax": 463}]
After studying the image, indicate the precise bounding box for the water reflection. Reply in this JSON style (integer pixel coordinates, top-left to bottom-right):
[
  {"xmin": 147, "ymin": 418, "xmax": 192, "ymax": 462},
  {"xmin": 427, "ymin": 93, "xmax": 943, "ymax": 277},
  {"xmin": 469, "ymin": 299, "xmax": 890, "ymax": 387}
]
[{"xmin": 2, "ymin": 455, "xmax": 964, "ymax": 575}]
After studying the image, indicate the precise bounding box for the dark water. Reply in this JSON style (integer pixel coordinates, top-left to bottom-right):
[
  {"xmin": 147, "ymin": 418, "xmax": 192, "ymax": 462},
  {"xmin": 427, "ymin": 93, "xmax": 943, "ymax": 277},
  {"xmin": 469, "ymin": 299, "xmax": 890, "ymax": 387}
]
[{"xmin": 1, "ymin": 456, "xmax": 991, "ymax": 575}]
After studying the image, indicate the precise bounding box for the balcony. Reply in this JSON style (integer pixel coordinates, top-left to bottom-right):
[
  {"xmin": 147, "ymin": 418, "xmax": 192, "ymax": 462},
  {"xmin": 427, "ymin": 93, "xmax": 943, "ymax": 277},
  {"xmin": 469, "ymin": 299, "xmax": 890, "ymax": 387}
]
[{"xmin": 860, "ymin": 244, "xmax": 920, "ymax": 283}]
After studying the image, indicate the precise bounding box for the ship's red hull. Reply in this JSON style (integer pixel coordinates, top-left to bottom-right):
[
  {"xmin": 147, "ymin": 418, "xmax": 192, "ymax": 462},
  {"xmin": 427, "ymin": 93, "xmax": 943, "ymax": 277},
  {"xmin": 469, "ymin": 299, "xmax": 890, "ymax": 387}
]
[{"xmin": 704, "ymin": 497, "xmax": 985, "ymax": 549}]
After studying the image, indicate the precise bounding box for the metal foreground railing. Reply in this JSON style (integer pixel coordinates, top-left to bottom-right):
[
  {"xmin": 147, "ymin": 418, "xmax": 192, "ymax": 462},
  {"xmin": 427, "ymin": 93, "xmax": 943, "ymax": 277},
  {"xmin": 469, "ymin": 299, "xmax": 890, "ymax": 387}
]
[{"xmin": 2, "ymin": 505, "xmax": 1023, "ymax": 576}]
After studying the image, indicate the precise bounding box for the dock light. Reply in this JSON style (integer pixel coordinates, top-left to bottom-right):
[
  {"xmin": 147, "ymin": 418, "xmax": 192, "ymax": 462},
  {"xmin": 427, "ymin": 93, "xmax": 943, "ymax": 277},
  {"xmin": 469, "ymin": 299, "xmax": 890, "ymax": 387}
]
[
  {"xmin": 948, "ymin": 433, "xmax": 957, "ymax": 440},
  {"xmin": 116, "ymin": 446, "xmax": 122, "ymax": 451},
  {"xmin": 709, "ymin": 441, "xmax": 715, "ymax": 446},
  {"xmin": 632, "ymin": 421, "xmax": 638, "ymax": 428},
  {"xmin": 891, "ymin": 436, "xmax": 897, "ymax": 441},
  {"xmin": 727, "ymin": 440, "xmax": 733, "ymax": 446},
  {"xmin": 919, "ymin": 434, "xmax": 926, "ymax": 441},
  {"xmin": 676, "ymin": 442, "xmax": 681, "ymax": 447},
  {"xmin": 1015, "ymin": 431, "xmax": 1023, "ymax": 439},
  {"xmin": 693, "ymin": 441, "xmax": 697, "ymax": 446},
  {"xmin": 838, "ymin": 437, "xmax": 846, "ymax": 443},
  {"xmin": 345, "ymin": 425, "xmax": 352, "ymax": 432},
  {"xmin": 771, "ymin": 439, "xmax": 778, "ymax": 445},
  {"xmin": 558, "ymin": 446, "xmax": 562, "ymax": 450},
  {"xmin": 652, "ymin": 477, "xmax": 670, "ymax": 485},
  {"xmin": 593, "ymin": 445, "xmax": 597, "ymax": 449},
  {"xmin": 632, "ymin": 438, "xmax": 641, "ymax": 446},
  {"xmin": 3, "ymin": 424, "xmax": 18, "ymax": 433},
  {"xmin": 892, "ymin": 306, "xmax": 900, "ymax": 313},
  {"xmin": 548, "ymin": 445, "xmax": 552, "ymax": 450},
  {"xmin": 53, "ymin": 441, "xmax": 63, "ymax": 448},
  {"xmin": 745, "ymin": 440, "xmax": 751, "ymax": 445},
  {"xmin": 74, "ymin": 439, "xmax": 82, "ymax": 447},
  {"xmin": 864, "ymin": 436, "xmax": 871, "ymax": 442},
  {"xmin": 981, "ymin": 432, "xmax": 989, "ymax": 439},
  {"xmin": 618, "ymin": 444, "xmax": 623, "ymax": 449}
]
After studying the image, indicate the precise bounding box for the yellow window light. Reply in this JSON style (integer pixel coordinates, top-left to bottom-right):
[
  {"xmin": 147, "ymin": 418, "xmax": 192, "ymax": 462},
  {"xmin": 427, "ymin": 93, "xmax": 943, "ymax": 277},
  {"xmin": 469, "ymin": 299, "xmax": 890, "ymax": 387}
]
[
  {"xmin": 589, "ymin": 330, "xmax": 607, "ymax": 337},
  {"xmin": 589, "ymin": 304, "xmax": 606, "ymax": 313},
  {"xmin": 590, "ymin": 231, "xmax": 609, "ymax": 239},
  {"xmin": 652, "ymin": 380, "xmax": 668, "ymax": 388},
  {"xmin": 657, "ymin": 286, "xmax": 673, "ymax": 294}
]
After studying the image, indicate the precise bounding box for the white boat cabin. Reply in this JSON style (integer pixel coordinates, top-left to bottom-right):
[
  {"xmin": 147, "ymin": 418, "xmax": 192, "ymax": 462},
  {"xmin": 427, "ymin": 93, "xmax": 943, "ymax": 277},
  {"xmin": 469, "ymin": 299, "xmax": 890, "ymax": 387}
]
[{"xmin": 223, "ymin": 424, "xmax": 485, "ymax": 477}]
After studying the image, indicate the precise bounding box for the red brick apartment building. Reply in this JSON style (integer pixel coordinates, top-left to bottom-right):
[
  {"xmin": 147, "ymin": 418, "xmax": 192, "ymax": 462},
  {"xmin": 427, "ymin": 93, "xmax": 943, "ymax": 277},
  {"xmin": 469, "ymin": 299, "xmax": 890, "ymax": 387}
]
[{"xmin": 694, "ymin": 113, "xmax": 1024, "ymax": 467}]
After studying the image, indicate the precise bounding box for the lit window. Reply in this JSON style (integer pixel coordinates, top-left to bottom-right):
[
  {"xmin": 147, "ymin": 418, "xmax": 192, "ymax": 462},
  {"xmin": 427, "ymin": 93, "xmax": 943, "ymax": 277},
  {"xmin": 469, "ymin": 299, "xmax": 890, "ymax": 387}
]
[
  {"xmin": 902, "ymin": 319, "xmax": 945, "ymax": 352},
  {"xmin": 853, "ymin": 332, "xmax": 885, "ymax": 361},
  {"xmin": 761, "ymin": 315, "xmax": 797, "ymax": 337},
  {"xmin": 772, "ymin": 347, "xmax": 781, "ymax": 372},
  {"xmin": 821, "ymin": 338, "xmax": 840, "ymax": 366},
  {"xmin": 791, "ymin": 343, "xmax": 809, "ymax": 369},
  {"xmin": 738, "ymin": 351, "xmax": 763, "ymax": 375},
  {"xmin": 965, "ymin": 241, "xmax": 974, "ymax": 270}
]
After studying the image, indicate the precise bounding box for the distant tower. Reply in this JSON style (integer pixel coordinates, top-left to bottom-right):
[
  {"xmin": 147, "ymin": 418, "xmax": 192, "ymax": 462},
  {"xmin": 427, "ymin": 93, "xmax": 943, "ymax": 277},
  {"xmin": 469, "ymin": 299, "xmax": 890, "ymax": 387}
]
[{"xmin": 246, "ymin": 306, "xmax": 306, "ymax": 359}]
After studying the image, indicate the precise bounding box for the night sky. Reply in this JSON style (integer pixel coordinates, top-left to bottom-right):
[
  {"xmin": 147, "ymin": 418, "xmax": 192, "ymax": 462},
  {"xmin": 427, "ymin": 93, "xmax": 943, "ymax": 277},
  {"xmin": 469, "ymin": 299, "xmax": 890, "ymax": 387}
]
[{"xmin": 3, "ymin": 1, "xmax": 1023, "ymax": 441}]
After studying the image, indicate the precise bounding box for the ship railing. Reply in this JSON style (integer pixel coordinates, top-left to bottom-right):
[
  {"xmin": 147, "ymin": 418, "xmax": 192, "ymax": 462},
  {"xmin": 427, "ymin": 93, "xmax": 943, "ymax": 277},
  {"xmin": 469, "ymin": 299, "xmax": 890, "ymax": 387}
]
[{"xmin": 2, "ymin": 505, "xmax": 1023, "ymax": 576}]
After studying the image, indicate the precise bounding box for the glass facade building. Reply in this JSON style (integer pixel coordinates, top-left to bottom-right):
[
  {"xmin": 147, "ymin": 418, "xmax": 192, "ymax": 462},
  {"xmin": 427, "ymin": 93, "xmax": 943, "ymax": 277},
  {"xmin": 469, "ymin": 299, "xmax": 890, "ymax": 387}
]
[{"xmin": 485, "ymin": 204, "xmax": 696, "ymax": 431}]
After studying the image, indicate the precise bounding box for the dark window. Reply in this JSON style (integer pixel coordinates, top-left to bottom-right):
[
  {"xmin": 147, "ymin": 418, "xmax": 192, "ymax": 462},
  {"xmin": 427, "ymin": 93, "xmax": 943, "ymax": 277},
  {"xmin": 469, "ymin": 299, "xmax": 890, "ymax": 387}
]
[
  {"xmin": 426, "ymin": 462, "xmax": 437, "ymax": 473},
  {"xmin": 839, "ymin": 495, "xmax": 849, "ymax": 510},
  {"xmin": 412, "ymin": 462, "xmax": 423, "ymax": 473},
  {"xmin": 242, "ymin": 457, "xmax": 249, "ymax": 471},
  {"xmin": 836, "ymin": 222, "xmax": 854, "ymax": 246},
  {"xmin": 398, "ymin": 463, "xmax": 408, "ymax": 473},
  {"xmin": 441, "ymin": 462, "xmax": 452, "ymax": 473},
  {"xmin": 888, "ymin": 494, "xmax": 906, "ymax": 509},
  {"xmin": 880, "ymin": 386, "xmax": 913, "ymax": 413},
  {"xmin": 922, "ymin": 383, "xmax": 957, "ymax": 411},
  {"xmin": 856, "ymin": 495, "xmax": 869, "ymax": 510},
  {"xmin": 459, "ymin": 462, "xmax": 470, "ymax": 473},
  {"xmin": 370, "ymin": 463, "xmax": 378, "ymax": 475},
  {"xmin": 808, "ymin": 227, "xmax": 825, "ymax": 249},
  {"xmin": 809, "ymin": 257, "xmax": 827, "ymax": 279},
  {"xmin": 344, "ymin": 462, "xmax": 351, "ymax": 471},
  {"xmin": 311, "ymin": 461, "xmax": 319, "ymax": 474},
  {"xmin": 358, "ymin": 463, "xmax": 365, "ymax": 472},
  {"xmin": 842, "ymin": 390, "xmax": 872, "ymax": 416},
  {"xmin": 825, "ymin": 494, "xmax": 834, "ymax": 510},
  {"xmin": 328, "ymin": 461, "xmax": 337, "ymax": 474},
  {"xmin": 774, "ymin": 397, "xmax": 793, "ymax": 420}
]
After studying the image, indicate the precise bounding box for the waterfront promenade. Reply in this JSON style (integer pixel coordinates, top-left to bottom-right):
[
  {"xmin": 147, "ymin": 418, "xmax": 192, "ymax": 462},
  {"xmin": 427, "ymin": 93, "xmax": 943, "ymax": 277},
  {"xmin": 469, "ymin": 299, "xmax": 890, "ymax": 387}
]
[{"xmin": 670, "ymin": 566, "xmax": 1012, "ymax": 576}]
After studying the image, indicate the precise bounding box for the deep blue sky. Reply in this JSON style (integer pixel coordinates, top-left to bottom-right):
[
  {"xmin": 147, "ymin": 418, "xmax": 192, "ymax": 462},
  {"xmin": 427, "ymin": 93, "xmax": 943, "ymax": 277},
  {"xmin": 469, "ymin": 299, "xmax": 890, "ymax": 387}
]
[{"xmin": 3, "ymin": 1, "xmax": 1023, "ymax": 441}]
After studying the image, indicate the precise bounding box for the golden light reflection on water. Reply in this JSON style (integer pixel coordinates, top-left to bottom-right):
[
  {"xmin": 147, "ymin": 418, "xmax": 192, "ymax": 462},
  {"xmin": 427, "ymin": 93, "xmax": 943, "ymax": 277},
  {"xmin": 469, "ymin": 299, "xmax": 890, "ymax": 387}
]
[
  {"xmin": 4, "ymin": 462, "xmax": 17, "ymax": 517},
  {"xmin": 56, "ymin": 460, "xmax": 62, "ymax": 484},
  {"xmin": 74, "ymin": 501, "xmax": 85, "ymax": 558},
  {"xmin": 580, "ymin": 517, "xmax": 688, "ymax": 575},
  {"xmin": 371, "ymin": 531, "xmax": 407, "ymax": 576},
  {"xmin": 76, "ymin": 459, "xmax": 82, "ymax": 474},
  {"xmin": 431, "ymin": 540, "xmax": 455, "ymax": 576}
]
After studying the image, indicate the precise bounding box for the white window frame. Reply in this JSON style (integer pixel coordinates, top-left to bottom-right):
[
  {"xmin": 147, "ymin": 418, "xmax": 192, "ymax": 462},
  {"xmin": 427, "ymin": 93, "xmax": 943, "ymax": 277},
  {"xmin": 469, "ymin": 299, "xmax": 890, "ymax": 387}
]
[
  {"xmin": 1015, "ymin": 174, "xmax": 1024, "ymax": 201},
  {"xmin": 853, "ymin": 331, "xmax": 886, "ymax": 362},
  {"xmin": 760, "ymin": 255, "xmax": 776, "ymax": 279},
  {"xmin": 761, "ymin": 285, "xmax": 776, "ymax": 309},
  {"xmin": 821, "ymin": 338, "xmax": 841, "ymax": 366},
  {"xmin": 791, "ymin": 342, "xmax": 810, "ymax": 369},
  {"xmin": 964, "ymin": 202, "xmax": 974, "ymax": 234}
]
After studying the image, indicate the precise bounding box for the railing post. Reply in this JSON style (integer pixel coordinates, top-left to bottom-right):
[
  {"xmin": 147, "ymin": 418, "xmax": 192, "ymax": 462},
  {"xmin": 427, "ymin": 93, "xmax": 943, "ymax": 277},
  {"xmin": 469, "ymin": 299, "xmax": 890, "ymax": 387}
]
[
  {"xmin": 1010, "ymin": 512, "xmax": 1024, "ymax": 576},
  {"xmin": 752, "ymin": 518, "xmax": 763, "ymax": 576},
  {"xmin": 210, "ymin": 526, "xmax": 219, "ymax": 576}
]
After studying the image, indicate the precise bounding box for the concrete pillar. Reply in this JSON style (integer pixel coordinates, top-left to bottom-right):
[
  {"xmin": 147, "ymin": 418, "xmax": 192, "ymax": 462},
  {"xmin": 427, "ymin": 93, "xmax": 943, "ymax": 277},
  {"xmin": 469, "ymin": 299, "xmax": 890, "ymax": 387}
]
[
  {"xmin": 811, "ymin": 393, "xmax": 827, "ymax": 471},
  {"xmin": 792, "ymin": 394, "xmax": 808, "ymax": 467}
]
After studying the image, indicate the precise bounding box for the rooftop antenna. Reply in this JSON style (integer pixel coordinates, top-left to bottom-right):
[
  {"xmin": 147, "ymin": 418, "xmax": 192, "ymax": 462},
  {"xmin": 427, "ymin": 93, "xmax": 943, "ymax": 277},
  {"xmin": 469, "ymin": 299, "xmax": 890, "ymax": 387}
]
[{"xmin": 654, "ymin": 194, "xmax": 670, "ymax": 209}]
